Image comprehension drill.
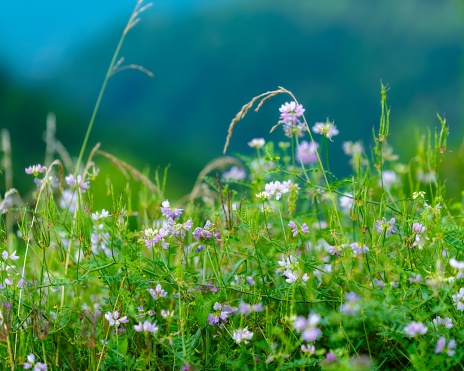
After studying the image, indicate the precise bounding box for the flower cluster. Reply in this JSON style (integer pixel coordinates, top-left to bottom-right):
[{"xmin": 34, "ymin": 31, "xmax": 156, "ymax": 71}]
[
  {"xmin": 248, "ymin": 138, "xmax": 265, "ymax": 149},
  {"xmin": 105, "ymin": 311, "xmax": 129, "ymax": 328},
  {"xmin": 222, "ymin": 166, "xmax": 246, "ymax": 181},
  {"xmin": 403, "ymin": 321, "xmax": 428, "ymax": 337},
  {"xmin": 207, "ymin": 302, "xmax": 237, "ymax": 326},
  {"xmin": 340, "ymin": 292, "xmax": 361, "ymax": 315},
  {"xmin": 312, "ymin": 121, "xmax": 339, "ymax": 140},
  {"xmin": 288, "ymin": 221, "xmax": 309, "ymax": 237},
  {"xmin": 65, "ymin": 174, "xmax": 90, "ymax": 193},
  {"xmin": 142, "ymin": 201, "xmax": 193, "ymax": 249},
  {"xmin": 134, "ymin": 320, "xmax": 159, "ymax": 334},
  {"xmin": 23, "ymin": 354, "xmax": 47, "ymax": 370},
  {"xmin": 277, "ymin": 255, "xmax": 309, "ymax": 284},
  {"xmin": 257, "ymin": 180, "xmax": 292, "ymax": 201},
  {"xmin": 374, "ymin": 217, "xmax": 397, "ymax": 238},
  {"xmin": 238, "ymin": 301, "xmax": 264, "ymax": 316},
  {"xmin": 193, "ymin": 220, "xmax": 220, "ymax": 248},
  {"xmin": 452, "ymin": 287, "xmax": 464, "ymax": 311},
  {"xmin": 296, "ymin": 140, "xmax": 318, "ymax": 164},
  {"xmin": 232, "ymin": 327, "xmax": 254, "ymax": 344},
  {"xmin": 293, "ymin": 312, "xmax": 322, "ymax": 342},
  {"xmin": 25, "ymin": 164, "xmax": 47, "ymax": 177},
  {"xmin": 432, "ymin": 316, "xmax": 454, "ymax": 329},
  {"xmin": 435, "ymin": 337, "xmax": 456, "ymax": 357},
  {"xmin": 279, "ymin": 102, "xmax": 306, "ymax": 137},
  {"xmin": 410, "ymin": 222, "xmax": 426, "ymax": 249},
  {"xmin": 148, "ymin": 284, "xmax": 168, "ymax": 301},
  {"xmin": 160, "ymin": 200, "xmax": 183, "ymax": 220}
]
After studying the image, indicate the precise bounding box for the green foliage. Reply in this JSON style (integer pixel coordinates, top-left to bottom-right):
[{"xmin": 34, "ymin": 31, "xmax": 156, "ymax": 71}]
[{"xmin": 1, "ymin": 2, "xmax": 464, "ymax": 370}]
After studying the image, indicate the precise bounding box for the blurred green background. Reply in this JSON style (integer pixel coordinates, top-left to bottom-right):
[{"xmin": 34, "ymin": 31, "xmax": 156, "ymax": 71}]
[{"xmin": 1, "ymin": 0, "xmax": 463, "ymax": 201}]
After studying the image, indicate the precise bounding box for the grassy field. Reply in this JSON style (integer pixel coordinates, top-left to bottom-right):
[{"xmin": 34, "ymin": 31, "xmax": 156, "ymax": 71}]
[{"xmin": 1, "ymin": 1, "xmax": 463, "ymax": 370}]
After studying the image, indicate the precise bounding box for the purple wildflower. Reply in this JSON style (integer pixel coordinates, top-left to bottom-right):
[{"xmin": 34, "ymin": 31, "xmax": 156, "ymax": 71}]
[
  {"xmin": 340, "ymin": 292, "xmax": 361, "ymax": 315},
  {"xmin": 25, "ymin": 164, "xmax": 46, "ymax": 176},
  {"xmin": 404, "ymin": 321, "xmax": 428, "ymax": 337},
  {"xmin": 23, "ymin": 354, "xmax": 47, "ymax": 370},
  {"xmin": 104, "ymin": 311, "xmax": 128, "ymax": 327},
  {"xmin": 160, "ymin": 200, "xmax": 183, "ymax": 220},
  {"xmin": 222, "ymin": 166, "xmax": 246, "ymax": 181},
  {"xmin": 435, "ymin": 336, "xmax": 456, "ymax": 356},
  {"xmin": 296, "ymin": 140, "xmax": 318, "ymax": 164},
  {"xmin": 148, "ymin": 284, "xmax": 168, "ymax": 300},
  {"xmin": 374, "ymin": 217, "xmax": 397, "ymax": 238},
  {"xmin": 279, "ymin": 101, "xmax": 305, "ymax": 125},
  {"xmin": 133, "ymin": 320, "xmax": 159, "ymax": 333},
  {"xmin": 65, "ymin": 174, "xmax": 89, "ymax": 193},
  {"xmin": 293, "ymin": 313, "xmax": 322, "ymax": 342}
]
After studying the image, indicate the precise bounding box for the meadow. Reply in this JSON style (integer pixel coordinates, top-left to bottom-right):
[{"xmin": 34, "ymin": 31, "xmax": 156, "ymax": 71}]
[{"xmin": 1, "ymin": 1, "xmax": 464, "ymax": 370}]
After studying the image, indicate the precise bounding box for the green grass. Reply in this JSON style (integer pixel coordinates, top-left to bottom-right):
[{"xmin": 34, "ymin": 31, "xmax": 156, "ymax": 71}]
[{"xmin": 1, "ymin": 2, "xmax": 464, "ymax": 370}]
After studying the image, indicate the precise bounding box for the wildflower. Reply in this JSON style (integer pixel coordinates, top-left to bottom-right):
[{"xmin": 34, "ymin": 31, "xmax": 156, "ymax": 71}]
[
  {"xmin": 301, "ymin": 344, "xmax": 315, "ymax": 354},
  {"xmin": 407, "ymin": 273, "xmax": 421, "ymax": 283},
  {"xmin": 279, "ymin": 102, "xmax": 307, "ymax": 137},
  {"xmin": 222, "ymin": 166, "xmax": 246, "ymax": 181},
  {"xmin": 104, "ymin": 311, "xmax": 128, "ymax": 327},
  {"xmin": 296, "ymin": 140, "xmax": 318, "ymax": 164},
  {"xmin": 232, "ymin": 327, "xmax": 254, "ymax": 344},
  {"xmin": 288, "ymin": 221, "xmax": 309, "ymax": 237},
  {"xmin": 23, "ymin": 354, "xmax": 47, "ymax": 370},
  {"xmin": 410, "ymin": 222, "xmax": 426, "ymax": 249},
  {"xmin": 452, "ymin": 287, "xmax": 464, "ymax": 311},
  {"xmin": 193, "ymin": 220, "xmax": 220, "ymax": 241},
  {"xmin": 380, "ymin": 170, "xmax": 399, "ymax": 189},
  {"xmin": 404, "ymin": 321, "xmax": 428, "ymax": 337},
  {"xmin": 411, "ymin": 222, "xmax": 426, "ymax": 235},
  {"xmin": 207, "ymin": 302, "xmax": 236, "ymax": 326},
  {"xmin": 248, "ymin": 138, "xmax": 265, "ymax": 149},
  {"xmin": 148, "ymin": 284, "xmax": 168, "ymax": 300},
  {"xmin": 342, "ymin": 141, "xmax": 363, "ymax": 156},
  {"xmin": 279, "ymin": 101, "xmax": 305, "ymax": 125},
  {"xmin": 277, "ymin": 255, "xmax": 298, "ymax": 271},
  {"xmin": 293, "ymin": 313, "xmax": 322, "ymax": 342},
  {"xmin": 432, "ymin": 316, "xmax": 454, "ymax": 329},
  {"xmin": 339, "ymin": 193, "xmax": 354, "ymax": 214},
  {"xmin": 283, "ymin": 270, "xmax": 299, "ymax": 284},
  {"xmin": 161, "ymin": 309, "xmax": 174, "ymax": 319},
  {"xmin": 373, "ymin": 278, "xmax": 385, "ymax": 289},
  {"xmin": 312, "ymin": 120, "xmax": 339, "ymax": 140},
  {"xmin": 340, "ymin": 292, "xmax": 361, "ymax": 315},
  {"xmin": 25, "ymin": 164, "xmax": 46, "ymax": 176},
  {"xmin": 133, "ymin": 320, "xmax": 159, "ymax": 333},
  {"xmin": 350, "ymin": 242, "xmax": 369, "ymax": 256},
  {"xmin": 374, "ymin": 217, "xmax": 397, "ymax": 238},
  {"xmin": 262, "ymin": 180, "xmax": 292, "ymax": 200},
  {"xmin": 435, "ymin": 336, "xmax": 456, "ymax": 356},
  {"xmin": 65, "ymin": 174, "xmax": 89, "ymax": 192},
  {"xmin": 91, "ymin": 209, "xmax": 110, "ymax": 221},
  {"xmin": 1, "ymin": 250, "xmax": 20, "ymax": 261},
  {"xmin": 160, "ymin": 200, "xmax": 183, "ymax": 220}
]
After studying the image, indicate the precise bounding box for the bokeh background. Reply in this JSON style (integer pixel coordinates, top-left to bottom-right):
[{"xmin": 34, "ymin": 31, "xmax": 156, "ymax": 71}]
[{"xmin": 1, "ymin": 0, "xmax": 464, "ymax": 201}]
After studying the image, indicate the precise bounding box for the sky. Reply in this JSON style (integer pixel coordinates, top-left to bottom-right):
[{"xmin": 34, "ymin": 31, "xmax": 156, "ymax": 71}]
[{"xmin": 0, "ymin": 0, "xmax": 234, "ymax": 80}]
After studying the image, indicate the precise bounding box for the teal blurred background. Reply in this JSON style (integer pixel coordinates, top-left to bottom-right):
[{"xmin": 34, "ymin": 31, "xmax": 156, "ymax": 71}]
[{"xmin": 1, "ymin": 0, "xmax": 463, "ymax": 200}]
